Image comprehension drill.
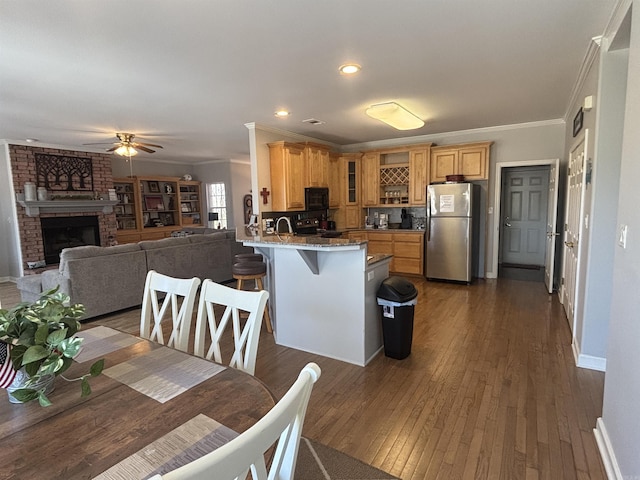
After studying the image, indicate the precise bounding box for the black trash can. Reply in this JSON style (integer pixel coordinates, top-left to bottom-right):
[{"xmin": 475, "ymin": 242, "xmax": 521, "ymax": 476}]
[{"xmin": 377, "ymin": 276, "xmax": 418, "ymax": 359}]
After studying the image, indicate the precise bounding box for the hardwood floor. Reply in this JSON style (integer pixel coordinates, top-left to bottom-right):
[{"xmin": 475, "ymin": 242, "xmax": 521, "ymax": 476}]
[{"xmin": 0, "ymin": 276, "xmax": 606, "ymax": 480}]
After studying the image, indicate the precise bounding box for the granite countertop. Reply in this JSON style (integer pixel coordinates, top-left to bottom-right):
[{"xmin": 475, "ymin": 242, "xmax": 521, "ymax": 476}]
[
  {"xmin": 346, "ymin": 227, "xmax": 426, "ymax": 233},
  {"xmin": 237, "ymin": 227, "xmax": 367, "ymax": 248}
]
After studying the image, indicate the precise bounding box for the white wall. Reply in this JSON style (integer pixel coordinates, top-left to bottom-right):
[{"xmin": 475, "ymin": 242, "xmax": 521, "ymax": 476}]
[
  {"xmin": 0, "ymin": 143, "xmax": 21, "ymax": 281},
  {"xmin": 598, "ymin": 1, "xmax": 640, "ymax": 477},
  {"xmin": 192, "ymin": 160, "xmax": 251, "ymax": 229}
]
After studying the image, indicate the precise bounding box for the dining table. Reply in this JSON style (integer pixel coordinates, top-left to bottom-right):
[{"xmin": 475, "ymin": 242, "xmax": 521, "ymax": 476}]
[{"xmin": 0, "ymin": 325, "xmax": 277, "ymax": 479}]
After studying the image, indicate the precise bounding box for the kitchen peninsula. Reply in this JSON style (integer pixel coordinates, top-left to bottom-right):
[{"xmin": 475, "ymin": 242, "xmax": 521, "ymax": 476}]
[{"xmin": 236, "ymin": 228, "xmax": 391, "ymax": 366}]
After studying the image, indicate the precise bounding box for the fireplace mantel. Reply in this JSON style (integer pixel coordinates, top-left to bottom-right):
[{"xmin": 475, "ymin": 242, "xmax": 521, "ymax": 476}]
[{"xmin": 16, "ymin": 194, "xmax": 118, "ymax": 217}]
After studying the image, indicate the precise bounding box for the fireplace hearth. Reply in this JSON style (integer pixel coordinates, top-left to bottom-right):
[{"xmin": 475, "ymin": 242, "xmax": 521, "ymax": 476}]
[{"xmin": 41, "ymin": 216, "xmax": 100, "ymax": 265}]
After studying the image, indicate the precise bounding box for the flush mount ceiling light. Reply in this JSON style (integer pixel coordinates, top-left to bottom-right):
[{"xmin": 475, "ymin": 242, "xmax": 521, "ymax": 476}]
[
  {"xmin": 365, "ymin": 102, "xmax": 425, "ymax": 130},
  {"xmin": 339, "ymin": 63, "xmax": 361, "ymax": 75},
  {"xmin": 274, "ymin": 110, "xmax": 291, "ymax": 118}
]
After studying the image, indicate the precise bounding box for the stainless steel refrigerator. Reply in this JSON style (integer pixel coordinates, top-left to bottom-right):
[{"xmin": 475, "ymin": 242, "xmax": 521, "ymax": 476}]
[{"xmin": 425, "ymin": 182, "xmax": 480, "ymax": 283}]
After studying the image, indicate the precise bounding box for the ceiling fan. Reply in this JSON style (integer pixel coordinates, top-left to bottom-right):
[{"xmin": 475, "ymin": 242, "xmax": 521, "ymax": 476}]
[{"xmin": 84, "ymin": 132, "xmax": 163, "ymax": 156}]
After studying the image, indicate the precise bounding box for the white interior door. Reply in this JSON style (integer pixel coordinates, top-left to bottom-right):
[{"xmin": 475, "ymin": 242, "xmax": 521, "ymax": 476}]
[
  {"xmin": 560, "ymin": 131, "xmax": 587, "ymax": 332},
  {"xmin": 544, "ymin": 160, "xmax": 560, "ymax": 293}
]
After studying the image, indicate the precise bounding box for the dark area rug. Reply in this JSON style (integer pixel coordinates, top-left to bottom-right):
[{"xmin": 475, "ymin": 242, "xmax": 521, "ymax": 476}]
[{"xmin": 296, "ymin": 437, "xmax": 400, "ymax": 479}]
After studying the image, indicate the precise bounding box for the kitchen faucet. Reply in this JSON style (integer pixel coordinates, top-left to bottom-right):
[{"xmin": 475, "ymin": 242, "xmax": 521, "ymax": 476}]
[{"xmin": 275, "ymin": 216, "xmax": 293, "ymax": 234}]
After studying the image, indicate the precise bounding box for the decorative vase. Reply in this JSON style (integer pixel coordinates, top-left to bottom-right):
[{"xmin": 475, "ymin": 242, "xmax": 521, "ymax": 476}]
[{"xmin": 6, "ymin": 368, "xmax": 55, "ymax": 404}]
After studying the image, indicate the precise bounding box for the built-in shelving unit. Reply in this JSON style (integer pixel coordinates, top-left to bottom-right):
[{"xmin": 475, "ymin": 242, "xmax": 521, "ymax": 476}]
[{"xmin": 113, "ymin": 176, "xmax": 203, "ymax": 243}]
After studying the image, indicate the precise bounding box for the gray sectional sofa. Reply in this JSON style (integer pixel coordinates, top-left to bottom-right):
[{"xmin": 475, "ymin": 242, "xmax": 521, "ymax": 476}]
[{"xmin": 17, "ymin": 229, "xmax": 251, "ymax": 320}]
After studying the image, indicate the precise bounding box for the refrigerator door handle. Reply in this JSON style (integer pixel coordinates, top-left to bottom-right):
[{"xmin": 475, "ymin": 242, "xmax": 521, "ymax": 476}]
[{"xmin": 426, "ymin": 193, "xmax": 431, "ymax": 241}]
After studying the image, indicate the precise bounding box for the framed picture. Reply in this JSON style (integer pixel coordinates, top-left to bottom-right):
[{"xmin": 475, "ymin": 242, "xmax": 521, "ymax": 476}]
[
  {"xmin": 115, "ymin": 205, "xmax": 124, "ymax": 215},
  {"xmin": 145, "ymin": 195, "xmax": 165, "ymax": 210},
  {"xmin": 148, "ymin": 181, "xmax": 160, "ymax": 193},
  {"xmin": 573, "ymin": 107, "xmax": 583, "ymax": 137}
]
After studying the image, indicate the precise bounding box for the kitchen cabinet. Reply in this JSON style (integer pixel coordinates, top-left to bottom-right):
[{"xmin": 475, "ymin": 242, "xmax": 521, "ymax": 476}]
[
  {"xmin": 430, "ymin": 141, "xmax": 492, "ymax": 182},
  {"xmin": 304, "ymin": 142, "xmax": 331, "ymax": 188},
  {"xmin": 347, "ymin": 230, "xmax": 424, "ymax": 275},
  {"xmin": 333, "ymin": 153, "xmax": 362, "ymax": 230},
  {"xmin": 269, "ymin": 141, "xmax": 306, "ymax": 211},
  {"xmin": 392, "ymin": 232, "xmax": 424, "ymax": 275},
  {"xmin": 328, "ymin": 152, "xmax": 341, "ymax": 208},
  {"xmin": 361, "ymin": 152, "xmax": 380, "ymax": 207},
  {"xmin": 409, "ymin": 146, "xmax": 431, "ymax": 205}
]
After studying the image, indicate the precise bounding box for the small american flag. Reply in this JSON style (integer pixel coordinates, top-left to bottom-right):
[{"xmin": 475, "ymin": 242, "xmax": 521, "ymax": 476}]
[{"xmin": 0, "ymin": 341, "xmax": 17, "ymax": 388}]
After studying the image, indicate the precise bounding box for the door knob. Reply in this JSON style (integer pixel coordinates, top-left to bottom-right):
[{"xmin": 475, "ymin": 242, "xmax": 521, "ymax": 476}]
[
  {"xmin": 504, "ymin": 216, "xmax": 511, "ymax": 227},
  {"xmin": 546, "ymin": 232, "xmax": 559, "ymax": 238},
  {"xmin": 564, "ymin": 241, "xmax": 575, "ymax": 248}
]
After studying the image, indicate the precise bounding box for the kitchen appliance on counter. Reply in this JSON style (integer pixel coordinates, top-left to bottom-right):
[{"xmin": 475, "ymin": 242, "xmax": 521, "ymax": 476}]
[
  {"xmin": 400, "ymin": 208, "xmax": 412, "ymax": 229},
  {"xmin": 425, "ymin": 182, "xmax": 480, "ymax": 283},
  {"xmin": 378, "ymin": 213, "xmax": 389, "ymax": 229}
]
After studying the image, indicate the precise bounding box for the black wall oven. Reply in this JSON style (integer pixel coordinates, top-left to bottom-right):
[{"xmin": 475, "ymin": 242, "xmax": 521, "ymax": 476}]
[{"xmin": 305, "ymin": 187, "xmax": 329, "ymax": 211}]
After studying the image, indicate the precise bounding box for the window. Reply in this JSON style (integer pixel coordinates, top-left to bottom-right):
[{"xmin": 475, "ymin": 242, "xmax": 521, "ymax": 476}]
[{"xmin": 207, "ymin": 182, "xmax": 228, "ymax": 229}]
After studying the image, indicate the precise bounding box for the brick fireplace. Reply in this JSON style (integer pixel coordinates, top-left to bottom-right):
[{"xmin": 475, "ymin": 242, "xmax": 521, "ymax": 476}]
[{"xmin": 9, "ymin": 145, "xmax": 117, "ymax": 273}]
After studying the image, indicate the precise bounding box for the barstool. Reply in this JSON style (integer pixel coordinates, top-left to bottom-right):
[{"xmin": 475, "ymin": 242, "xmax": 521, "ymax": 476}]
[
  {"xmin": 232, "ymin": 259, "xmax": 273, "ymax": 334},
  {"xmin": 234, "ymin": 253, "xmax": 263, "ymax": 263}
]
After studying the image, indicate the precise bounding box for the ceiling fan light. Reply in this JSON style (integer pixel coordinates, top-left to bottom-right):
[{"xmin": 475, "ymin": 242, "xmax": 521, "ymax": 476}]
[
  {"xmin": 115, "ymin": 145, "xmax": 138, "ymax": 156},
  {"xmin": 365, "ymin": 102, "xmax": 424, "ymax": 130}
]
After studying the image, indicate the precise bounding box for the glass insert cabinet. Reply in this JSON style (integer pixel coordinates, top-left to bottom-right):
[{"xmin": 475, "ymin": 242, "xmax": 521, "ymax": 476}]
[{"xmin": 113, "ymin": 176, "xmax": 202, "ymax": 243}]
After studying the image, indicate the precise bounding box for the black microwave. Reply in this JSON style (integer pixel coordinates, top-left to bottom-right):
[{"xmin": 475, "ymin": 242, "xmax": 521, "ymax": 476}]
[{"xmin": 305, "ymin": 187, "xmax": 329, "ymax": 211}]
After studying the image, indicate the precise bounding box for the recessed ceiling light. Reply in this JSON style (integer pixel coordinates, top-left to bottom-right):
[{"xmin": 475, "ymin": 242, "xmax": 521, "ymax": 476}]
[
  {"xmin": 274, "ymin": 110, "xmax": 291, "ymax": 118},
  {"xmin": 25, "ymin": 138, "xmax": 38, "ymax": 143},
  {"xmin": 339, "ymin": 63, "xmax": 361, "ymax": 75}
]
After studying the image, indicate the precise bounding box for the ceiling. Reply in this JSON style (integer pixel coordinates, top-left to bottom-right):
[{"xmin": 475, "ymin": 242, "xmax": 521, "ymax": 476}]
[{"xmin": 0, "ymin": 0, "xmax": 617, "ymax": 164}]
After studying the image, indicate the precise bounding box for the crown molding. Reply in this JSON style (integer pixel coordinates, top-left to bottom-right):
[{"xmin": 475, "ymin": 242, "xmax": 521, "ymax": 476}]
[
  {"xmin": 603, "ymin": 0, "xmax": 632, "ymax": 49},
  {"xmin": 564, "ymin": 36, "xmax": 602, "ymax": 124},
  {"xmin": 340, "ymin": 119, "xmax": 565, "ymax": 152},
  {"xmin": 245, "ymin": 122, "xmax": 340, "ymax": 149}
]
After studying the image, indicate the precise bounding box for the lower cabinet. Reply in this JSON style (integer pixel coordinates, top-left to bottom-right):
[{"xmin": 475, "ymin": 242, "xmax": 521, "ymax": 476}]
[{"xmin": 348, "ymin": 230, "xmax": 424, "ymax": 275}]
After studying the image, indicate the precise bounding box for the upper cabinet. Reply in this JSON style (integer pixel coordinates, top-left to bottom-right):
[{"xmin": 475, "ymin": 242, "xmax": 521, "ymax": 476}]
[
  {"xmin": 430, "ymin": 141, "xmax": 492, "ymax": 183},
  {"xmin": 334, "ymin": 153, "xmax": 361, "ymax": 229},
  {"xmin": 361, "ymin": 151, "xmax": 380, "ymax": 207},
  {"xmin": 360, "ymin": 143, "xmax": 432, "ymax": 207},
  {"xmin": 304, "ymin": 142, "xmax": 331, "ymax": 188},
  {"xmin": 409, "ymin": 145, "xmax": 431, "ymax": 205},
  {"xmin": 328, "ymin": 152, "xmax": 341, "ymax": 208},
  {"xmin": 269, "ymin": 141, "xmax": 306, "ymax": 211}
]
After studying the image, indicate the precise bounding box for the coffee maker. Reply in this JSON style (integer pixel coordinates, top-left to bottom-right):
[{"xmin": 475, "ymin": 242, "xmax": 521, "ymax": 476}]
[{"xmin": 378, "ymin": 213, "xmax": 389, "ymax": 229}]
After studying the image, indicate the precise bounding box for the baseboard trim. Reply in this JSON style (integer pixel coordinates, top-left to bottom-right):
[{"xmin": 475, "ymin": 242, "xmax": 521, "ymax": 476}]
[
  {"xmin": 594, "ymin": 417, "xmax": 623, "ymax": 480},
  {"xmin": 572, "ymin": 338, "xmax": 607, "ymax": 371}
]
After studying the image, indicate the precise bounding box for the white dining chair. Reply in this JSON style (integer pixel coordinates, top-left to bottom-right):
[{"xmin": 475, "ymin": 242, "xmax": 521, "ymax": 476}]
[
  {"xmin": 149, "ymin": 362, "xmax": 321, "ymax": 480},
  {"xmin": 194, "ymin": 278, "xmax": 268, "ymax": 376},
  {"xmin": 140, "ymin": 270, "xmax": 201, "ymax": 352}
]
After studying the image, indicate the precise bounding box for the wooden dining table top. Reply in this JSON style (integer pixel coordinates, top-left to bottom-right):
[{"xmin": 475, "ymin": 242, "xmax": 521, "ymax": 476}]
[{"xmin": 0, "ymin": 327, "xmax": 276, "ymax": 479}]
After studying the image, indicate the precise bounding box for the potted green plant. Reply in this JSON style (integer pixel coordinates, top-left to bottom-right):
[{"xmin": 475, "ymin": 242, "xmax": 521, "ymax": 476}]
[{"xmin": 0, "ymin": 287, "xmax": 104, "ymax": 407}]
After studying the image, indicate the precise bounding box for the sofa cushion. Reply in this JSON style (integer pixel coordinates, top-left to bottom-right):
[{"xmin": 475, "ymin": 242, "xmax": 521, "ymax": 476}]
[
  {"xmin": 188, "ymin": 232, "xmax": 227, "ymax": 244},
  {"xmin": 59, "ymin": 243, "xmax": 141, "ymax": 275},
  {"xmin": 138, "ymin": 236, "xmax": 191, "ymax": 250}
]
